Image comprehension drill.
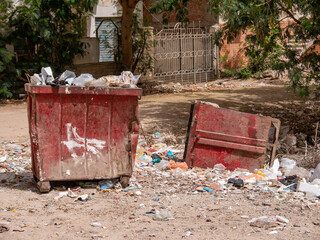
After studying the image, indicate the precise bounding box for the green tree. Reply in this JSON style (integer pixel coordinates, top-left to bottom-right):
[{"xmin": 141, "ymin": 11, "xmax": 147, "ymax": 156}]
[
  {"xmin": 150, "ymin": 0, "xmax": 320, "ymax": 96},
  {"xmin": 8, "ymin": 0, "xmax": 98, "ymax": 74},
  {"xmin": 0, "ymin": 0, "xmax": 17, "ymax": 98},
  {"xmin": 0, "ymin": 0, "xmax": 97, "ymax": 98}
]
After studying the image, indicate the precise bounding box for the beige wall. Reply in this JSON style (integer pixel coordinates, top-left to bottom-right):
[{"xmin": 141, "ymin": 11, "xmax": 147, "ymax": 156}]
[
  {"xmin": 67, "ymin": 62, "xmax": 118, "ymax": 78},
  {"xmin": 73, "ymin": 37, "xmax": 100, "ymax": 65}
]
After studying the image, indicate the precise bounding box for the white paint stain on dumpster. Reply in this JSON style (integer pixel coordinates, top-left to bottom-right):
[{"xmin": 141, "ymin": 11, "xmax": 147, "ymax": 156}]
[{"xmin": 62, "ymin": 123, "xmax": 106, "ymax": 158}]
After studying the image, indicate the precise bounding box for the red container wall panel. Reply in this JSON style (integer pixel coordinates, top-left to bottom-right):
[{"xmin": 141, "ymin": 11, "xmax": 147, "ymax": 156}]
[
  {"xmin": 60, "ymin": 95, "xmax": 87, "ymax": 179},
  {"xmin": 36, "ymin": 94, "xmax": 62, "ymax": 180},
  {"xmin": 190, "ymin": 144, "xmax": 265, "ymax": 171},
  {"xmin": 185, "ymin": 101, "xmax": 279, "ymax": 172},
  {"xmin": 86, "ymin": 95, "xmax": 112, "ymax": 178},
  {"xmin": 27, "ymin": 86, "xmax": 141, "ymax": 181},
  {"xmin": 196, "ymin": 104, "xmax": 271, "ymax": 140},
  {"xmin": 109, "ymin": 96, "xmax": 136, "ymax": 177}
]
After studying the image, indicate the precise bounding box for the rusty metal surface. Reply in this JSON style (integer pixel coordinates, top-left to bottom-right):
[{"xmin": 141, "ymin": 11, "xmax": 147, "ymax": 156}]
[
  {"xmin": 184, "ymin": 101, "xmax": 280, "ymax": 172},
  {"xmin": 25, "ymin": 84, "xmax": 142, "ymax": 182}
]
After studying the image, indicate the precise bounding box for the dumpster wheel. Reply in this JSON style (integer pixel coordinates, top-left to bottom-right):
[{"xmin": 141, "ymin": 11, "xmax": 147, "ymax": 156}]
[
  {"xmin": 37, "ymin": 181, "xmax": 51, "ymax": 193},
  {"xmin": 120, "ymin": 176, "xmax": 130, "ymax": 188}
]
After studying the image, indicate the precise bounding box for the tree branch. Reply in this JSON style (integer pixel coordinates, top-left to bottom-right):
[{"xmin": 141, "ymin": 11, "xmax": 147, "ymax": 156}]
[{"xmin": 278, "ymin": 3, "xmax": 301, "ymax": 24}]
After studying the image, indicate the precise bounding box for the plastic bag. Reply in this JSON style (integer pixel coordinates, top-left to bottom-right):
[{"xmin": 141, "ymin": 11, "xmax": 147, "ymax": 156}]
[
  {"xmin": 120, "ymin": 71, "xmax": 141, "ymax": 88},
  {"xmin": 30, "ymin": 73, "xmax": 44, "ymax": 85},
  {"xmin": 280, "ymin": 158, "xmax": 296, "ymax": 172},
  {"xmin": 41, "ymin": 67, "xmax": 54, "ymax": 84},
  {"xmin": 58, "ymin": 70, "xmax": 76, "ymax": 85},
  {"xmin": 72, "ymin": 73, "xmax": 95, "ymax": 87},
  {"xmin": 85, "ymin": 79, "xmax": 107, "ymax": 87},
  {"xmin": 169, "ymin": 160, "xmax": 188, "ymax": 172},
  {"xmin": 154, "ymin": 160, "xmax": 170, "ymax": 171}
]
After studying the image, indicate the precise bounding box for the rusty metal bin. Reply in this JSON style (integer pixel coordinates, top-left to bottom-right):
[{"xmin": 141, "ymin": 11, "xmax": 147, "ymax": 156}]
[
  {"xmin": 25, "ymin": 84, "xmax": 142, "ymax": 192},
  {"xmin": 184, "ymin": 101, "xmax": 280, "ymax": 172}
]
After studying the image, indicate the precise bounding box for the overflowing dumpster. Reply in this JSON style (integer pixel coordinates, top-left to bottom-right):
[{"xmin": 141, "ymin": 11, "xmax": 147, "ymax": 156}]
[
  {"xmin": 184, "ymin": 101, "xmax": 280, "ymax": 172},
  {"xmin": 25, "ymin": 84, "xmax": 142, "ymax": 192}
]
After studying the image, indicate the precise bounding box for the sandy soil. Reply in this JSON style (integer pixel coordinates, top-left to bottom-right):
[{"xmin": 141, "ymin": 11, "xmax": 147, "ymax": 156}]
[{"xmin": 0, "ymin": 79, "xmax": 319, "ymax": 240}]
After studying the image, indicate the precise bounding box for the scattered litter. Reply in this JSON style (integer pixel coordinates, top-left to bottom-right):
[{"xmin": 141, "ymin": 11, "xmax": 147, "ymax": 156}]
[
  {"xmin": 122, "ymin": 186, "xmax": 138, "ymax": 192},
  {"xmin": 169, "ymin": 160, "xmax": 188, "ymax": 171},
  {"xmin": 99, "ymin": 178, "xmax": 120, "ymax": 190},
  {"xmin": 203, "ymin": 187, "xmax": 214, "ymax": 193},
  {"xmin": 0, "ymin": 225, "xmax": 9, "ymax": 233},
  {"xmin": 228, "ymin": 178, "xmax": 244, "ymax": 188},
  {"xmin": 249, "ymin": 216, "xmax": 289, "ymax": 229},
  {"xmin": 297, "ymin": 182, "xmax": 320, "ymax": 196},
  {"xmin": 135, "ymin": 191, "xmax": 142, "ymax": 196},
  {"xmin": 153, "ymin": 210, "xmax": 174, "ymax": 221},
  {"xmin": 77, "ymin": 194, "xmax": 89, "ymax": 202},
  {"xmin": 54, "ymin": 191, "xmax": 68, "ymax": 200},
  {"xmin": 91, "ymin": 222, "xmax": 102, "ymax": 227}
]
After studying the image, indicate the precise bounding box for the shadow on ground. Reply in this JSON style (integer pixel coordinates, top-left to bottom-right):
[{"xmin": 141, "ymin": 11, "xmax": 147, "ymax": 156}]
[{"xmin": 140, "ymin": 85, "xmax": 313, "ymax": 136}]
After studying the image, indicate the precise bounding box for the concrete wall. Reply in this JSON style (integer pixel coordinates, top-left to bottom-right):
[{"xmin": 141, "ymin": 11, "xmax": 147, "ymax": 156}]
[
  {"xmin": 73, "ymin": 38, "xmax": 100, "ymax": 65},
  {"xmin": 67, "ymin": 62, "xmax": 118, "ymax": 79},
  {"xmin": 220, "ymin": 31, "xmax": 248, "ymax": 70}
]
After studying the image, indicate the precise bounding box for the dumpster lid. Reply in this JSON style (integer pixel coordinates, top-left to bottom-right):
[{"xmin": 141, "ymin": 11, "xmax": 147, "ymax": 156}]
[{"xmin": 25, "ymin": 84, "xmax": 142, "ymax": 96}]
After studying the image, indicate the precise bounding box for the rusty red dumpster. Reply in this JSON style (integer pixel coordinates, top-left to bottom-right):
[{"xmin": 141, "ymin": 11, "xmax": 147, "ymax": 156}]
[
  {"xmin": 184, "ymin": 101, "xmax": 280, "ymax": 172},
  {"xmin": 25, "ymin": 84, "xmax": 142, "ymax": 192}
]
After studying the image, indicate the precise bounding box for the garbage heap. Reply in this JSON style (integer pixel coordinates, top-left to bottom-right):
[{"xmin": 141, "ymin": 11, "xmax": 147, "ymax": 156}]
[
  {"xmin": 29, "ymin": 67, "xmax": 141, "ymax": 88},
  {"xmin": 133, "ymin": 132, "xmax": 320, "ymax": 200}
]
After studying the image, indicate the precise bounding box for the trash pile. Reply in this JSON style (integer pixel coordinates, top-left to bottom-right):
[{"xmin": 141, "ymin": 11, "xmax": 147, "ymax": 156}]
[
  {"xmin": 29, "ymin": 67, "xmax": 141, "ymax": 88},
  {"xmin": 144, "ymin": 81, "xmax": 236, "ymax": 94},
  {"xmin": 131, "ymin": 132, "xmax": 320, "ymax": 202},
  {"xmin": 0, "ymin": 141, "xmax": 31, "ymax": 174},
  {"xmin": 1, "ymin": 132, "xmax": 320, "ymax": 234}
]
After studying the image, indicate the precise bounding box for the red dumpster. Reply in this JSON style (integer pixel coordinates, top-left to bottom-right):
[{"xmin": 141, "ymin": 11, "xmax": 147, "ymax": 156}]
[
  {"xmin": 184, "ymin": 101, "xmax": 280, "ymax": 172},
  {"xmin": 25, "ymin": 84, "xmax": 142, "ymax": 192}
]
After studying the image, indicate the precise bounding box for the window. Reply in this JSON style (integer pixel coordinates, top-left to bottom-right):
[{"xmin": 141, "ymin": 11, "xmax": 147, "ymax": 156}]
[{"xmin": 95, "ymin": 18, "xmax": 120, "ymax": 62}]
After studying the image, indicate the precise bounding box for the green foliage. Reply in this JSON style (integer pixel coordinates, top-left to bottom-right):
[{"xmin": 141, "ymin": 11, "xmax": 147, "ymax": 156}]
[
  {"xmin": 150, "ymin": 0, "xmax": 190, "ymax": 24},
  {"xmin": 8, "ymin": 0, "xmax": 98, "ymax": 73},
  {"xmin": 237, "ymin": 67, "xmax": 252, "ymax": 79},
  {"xmin": 221, "ymin": 69, "xmax": 236, "ymax": 78},
  {"xmin": 208, "ymin": 0, "xmax": 320, "ymax": 96},
  {"xmin": 0, "ymin": 0, "xmax": 20, "ymax": 99},
  {"xmin": 243, "ymin": 27, "xmax": 286, "ymax": 73},
  {"xmin": 222, "ymin": 67, "xmax": 252, "ymax": 79},
  {"xmin": 131, "ymin": 14, "xmax": 154, "ymax": 75},
  {"xmin": 0, "ymin": 0, "xmax": 97, "ymax": 99}
]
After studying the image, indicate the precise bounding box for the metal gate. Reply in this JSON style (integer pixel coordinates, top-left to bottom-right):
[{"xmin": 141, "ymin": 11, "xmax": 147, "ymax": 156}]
[{"xmin": 154, "ymin": 25, "xmax": 216, "ymax": 84}]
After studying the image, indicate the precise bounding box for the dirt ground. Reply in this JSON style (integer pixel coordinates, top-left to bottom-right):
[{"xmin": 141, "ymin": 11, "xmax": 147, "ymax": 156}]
[{"xmin": 0, "ymin": 79, "xmax": 320, "ymax": 240}]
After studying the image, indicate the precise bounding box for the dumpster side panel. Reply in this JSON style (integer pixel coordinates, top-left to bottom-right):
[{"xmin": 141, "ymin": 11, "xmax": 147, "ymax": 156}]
[
  {"xmin": 191, "ymin": 145, "xmax": 265, "ymax": 170},
  {"xmin": 185, "ymin": 101, "xmax": 279, "ymax": 172},
  {"xmin": 36, "ymin": 94, "xmax": 61, "ymax": 180},
  {"xmin": 60, "ymin": 95, "xmax": 87, "ymax": 179},
  {"xmin": 110, "ymin": 96, "xmax": 138, "ymax": 177},
  {"xmin": 86, "ymin": 95, "xmax": 111, "ymax": 178},
  {"xmin": 28, "ymin": 94, "xmax": 40, "ymax": 179},
  {"xmin": 196, "ymin": 104, "xmax": 270, "ymax": 140}
]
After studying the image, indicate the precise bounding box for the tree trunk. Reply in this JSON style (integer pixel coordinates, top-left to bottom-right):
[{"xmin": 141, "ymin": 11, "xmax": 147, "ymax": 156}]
[{"xmin": 120, "ymin": 0, "xmax": 138, "ymax": 70}]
